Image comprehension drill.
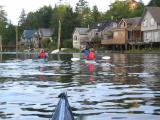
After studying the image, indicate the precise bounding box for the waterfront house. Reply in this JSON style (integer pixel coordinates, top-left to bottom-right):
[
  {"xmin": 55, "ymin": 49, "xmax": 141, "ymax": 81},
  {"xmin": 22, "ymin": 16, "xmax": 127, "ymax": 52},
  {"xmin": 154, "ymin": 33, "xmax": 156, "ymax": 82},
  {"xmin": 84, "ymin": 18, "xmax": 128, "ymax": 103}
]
[
  {"xmin": 101, "ymin": 17, "xmax": 142, "ymax": 50},
  {"xmin": 102, "ymin": 21, "xmax": 118, "ymax": 40},
  {"xmin": 88, "ymin": 22, "xmax": 110, "ymax": 41},
  {"xmin": 35, "ymin": 28, "xmax": 54, "ymax": 48},
  {"xmin": 141, "ymin": 7, "xmax": 160, "ymax": 43},
  {"xmin": 20, "ymin": 29, "xmax": 37, "ymax": 49},
  {"xmin": 72, "ymin": 27, "xmax": 89, "ymax": 49}
]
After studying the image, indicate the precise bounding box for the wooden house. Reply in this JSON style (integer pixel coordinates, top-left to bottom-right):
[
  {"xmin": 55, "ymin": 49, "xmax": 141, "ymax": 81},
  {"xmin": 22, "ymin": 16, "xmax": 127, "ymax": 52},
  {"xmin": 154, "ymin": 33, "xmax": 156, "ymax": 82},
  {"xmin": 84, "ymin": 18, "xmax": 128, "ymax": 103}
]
[
  {"xmin": 72, "ymin": 27, "xmax": 89, "ymax": 49},
  {"xmin": 141, "ymin": 7, "xmax": 160, "ymax": 43},
  {"xmin": 101, "ymin": 17, "xmax": 142, "ymax": 50}
]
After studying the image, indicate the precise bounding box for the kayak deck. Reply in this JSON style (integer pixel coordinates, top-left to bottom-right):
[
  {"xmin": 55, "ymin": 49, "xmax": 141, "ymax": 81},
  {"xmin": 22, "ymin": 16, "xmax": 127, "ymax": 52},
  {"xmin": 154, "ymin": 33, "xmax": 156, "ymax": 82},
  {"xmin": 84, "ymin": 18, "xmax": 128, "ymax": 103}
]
[{"xmin": 50, "ymin": 93, "xmax": 74, "ymax": 120}]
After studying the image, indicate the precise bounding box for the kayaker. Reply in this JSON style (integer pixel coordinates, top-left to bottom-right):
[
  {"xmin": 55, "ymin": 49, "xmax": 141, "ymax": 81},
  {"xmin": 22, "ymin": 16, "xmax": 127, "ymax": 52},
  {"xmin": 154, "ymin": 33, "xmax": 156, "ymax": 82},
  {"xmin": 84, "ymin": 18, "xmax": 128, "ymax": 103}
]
[
  {"xmin": 81, "ymin": 48, "xmax": 90, "ymax": 60},
  {"xmin": 39, "ymin": 48, "xmax": 48, "ymax": 59},
  {"xmin": 87, "ymin": 48, "xmax": 96, "ymax": 60}
]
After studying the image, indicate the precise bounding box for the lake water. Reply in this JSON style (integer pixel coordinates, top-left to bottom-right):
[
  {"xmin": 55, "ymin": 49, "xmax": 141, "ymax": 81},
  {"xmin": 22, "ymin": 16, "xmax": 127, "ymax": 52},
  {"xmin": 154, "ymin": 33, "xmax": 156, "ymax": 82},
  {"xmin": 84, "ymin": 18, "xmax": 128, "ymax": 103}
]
[{"xmin": 0, "ymin": 53, "xmax": 160, "ymax": 120}]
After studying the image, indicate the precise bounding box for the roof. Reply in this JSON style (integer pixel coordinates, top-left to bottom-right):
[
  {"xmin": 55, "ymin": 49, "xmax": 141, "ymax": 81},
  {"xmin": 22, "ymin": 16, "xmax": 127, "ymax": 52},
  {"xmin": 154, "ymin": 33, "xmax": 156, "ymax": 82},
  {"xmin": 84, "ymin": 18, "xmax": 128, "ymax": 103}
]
[
  {"xmin": 89, "ymin": 21, "xmax": 117, "ymax": 32},
  {"xmin": 120, "ymin": 17, "xmax": 141, "ymax": 30},
  {"xmin": 39, "ymin": 28, "xmax": 53, "ymax": 37},
  {"xmin": 146, "ymin": 7, "xmax": 160, "ymax": 25},
  {"xmin": 22, "ymin": 30, "xmax": 37, "ymax": 39},
  {"xmin": 123, "ymin": 17, "xmax": 141, "ymax": 25},
  {"xmin": 74, "ymin": 27, "xmax": 89, "ymax": 35}
]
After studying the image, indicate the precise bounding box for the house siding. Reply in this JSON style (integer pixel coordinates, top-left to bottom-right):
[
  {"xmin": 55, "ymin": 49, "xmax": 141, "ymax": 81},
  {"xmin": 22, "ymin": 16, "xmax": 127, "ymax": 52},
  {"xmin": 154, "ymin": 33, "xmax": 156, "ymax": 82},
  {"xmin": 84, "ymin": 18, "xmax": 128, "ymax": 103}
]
[
  {"xmin": 102, "ymin": 29, "xmax": 128, "ymax": 45},
  {"xmin": 141, "ymin": 11, "xmax": 158, "ymax": 31},
  {"xmin": 141, "ymin": 11, "xmax": 160, "ymax": 43},
  {"xmin": 73, "ymin": 33, "xmax": 88, "ymax": 49}
]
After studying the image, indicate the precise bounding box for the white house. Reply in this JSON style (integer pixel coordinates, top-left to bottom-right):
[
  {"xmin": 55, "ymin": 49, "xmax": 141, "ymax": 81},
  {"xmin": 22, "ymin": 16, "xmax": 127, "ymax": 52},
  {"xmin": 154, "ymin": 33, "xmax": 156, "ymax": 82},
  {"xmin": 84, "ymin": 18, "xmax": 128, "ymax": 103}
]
[
  {"xmin": 72, "ymin": 27, "xmax": 89, "ymax": 49},
  {"xmin": 141, "ymin": 7, "xmax": 160, "ymax": 43}
]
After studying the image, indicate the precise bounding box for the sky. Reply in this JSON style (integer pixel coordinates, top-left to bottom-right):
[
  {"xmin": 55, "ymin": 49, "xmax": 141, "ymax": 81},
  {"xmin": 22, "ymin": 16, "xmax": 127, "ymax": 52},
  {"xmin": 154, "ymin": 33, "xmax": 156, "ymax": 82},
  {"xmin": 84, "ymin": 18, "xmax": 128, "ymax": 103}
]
[{"xmin": 0, "ymin": 0, "xmax": 150, "ymax": 25}]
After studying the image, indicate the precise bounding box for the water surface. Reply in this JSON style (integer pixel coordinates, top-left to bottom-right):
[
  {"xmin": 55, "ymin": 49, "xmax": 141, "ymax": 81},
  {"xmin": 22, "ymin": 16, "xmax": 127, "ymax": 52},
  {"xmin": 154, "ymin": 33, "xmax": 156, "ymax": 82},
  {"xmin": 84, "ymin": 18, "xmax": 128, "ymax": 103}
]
[{"xmin": 0, "ymin": 53, "xmax": 160, "ymax": 120}]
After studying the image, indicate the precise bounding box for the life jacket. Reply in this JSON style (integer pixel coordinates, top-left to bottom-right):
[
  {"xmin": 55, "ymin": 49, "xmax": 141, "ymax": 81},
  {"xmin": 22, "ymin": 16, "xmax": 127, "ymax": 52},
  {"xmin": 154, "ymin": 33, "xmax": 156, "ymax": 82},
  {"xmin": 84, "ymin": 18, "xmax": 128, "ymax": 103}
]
[
  {"xmin": 39, "ymin": 52, "xmax": 46, "ymax": 59},
  {"xmin": 88, "ymin": 51, "xmax": 95, "ymax": 60}
]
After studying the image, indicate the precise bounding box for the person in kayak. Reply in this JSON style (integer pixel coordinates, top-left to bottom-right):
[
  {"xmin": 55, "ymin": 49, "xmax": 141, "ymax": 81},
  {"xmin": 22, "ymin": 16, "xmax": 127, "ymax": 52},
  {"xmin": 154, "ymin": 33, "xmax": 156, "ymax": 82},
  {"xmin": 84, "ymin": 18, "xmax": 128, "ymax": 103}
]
[
  {"xmin": 39, "ymin": 48, "xmax": 48, "ymax": 59},
  {"xmin": 81, "ymin": 48, "xmax": 90, "ymax": 59},
  {"xmin": 87, "ymin": 48, "xmax": 96, "ymax": 60}
]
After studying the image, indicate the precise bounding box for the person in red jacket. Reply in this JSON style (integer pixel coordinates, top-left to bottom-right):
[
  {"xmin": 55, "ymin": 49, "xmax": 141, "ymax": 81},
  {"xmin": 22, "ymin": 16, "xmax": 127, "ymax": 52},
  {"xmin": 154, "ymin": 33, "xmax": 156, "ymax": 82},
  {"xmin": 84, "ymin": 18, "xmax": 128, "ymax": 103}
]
[
  {"xmin": 87, "ymin": 48, "xmax": 96, "ymax": 60},
  {"xmin": 39, "ymin": 48, "xmax": 48, "ymax": 59}
]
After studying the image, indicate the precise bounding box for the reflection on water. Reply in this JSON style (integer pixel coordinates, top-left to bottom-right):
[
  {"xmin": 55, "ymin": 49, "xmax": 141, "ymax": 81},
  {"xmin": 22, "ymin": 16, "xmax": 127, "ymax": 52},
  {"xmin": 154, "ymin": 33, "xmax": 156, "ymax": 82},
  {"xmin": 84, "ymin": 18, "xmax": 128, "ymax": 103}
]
[{"xmin": 0, "ymin": 53, "xmax": 160, "ymax": 120}]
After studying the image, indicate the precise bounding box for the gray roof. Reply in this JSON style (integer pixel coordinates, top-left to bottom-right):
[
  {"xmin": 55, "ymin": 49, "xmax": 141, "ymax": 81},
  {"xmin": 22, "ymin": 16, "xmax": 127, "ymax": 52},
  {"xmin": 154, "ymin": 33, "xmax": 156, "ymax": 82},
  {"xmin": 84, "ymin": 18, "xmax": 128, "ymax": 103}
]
[
  {"xmin": 123, "ymin": 17, "xmax": 141, "ymax": 25},
  {"xmin": 146, "ymin": 7, "xmax": 160, "ymax": 25},
  {"xmin": 74, "ymin": 27, "xmax": 89, "ymax": 35},
  {"xmin": 89, "ymin": 21, "xmax": 118, "ymax": 32},
  {"xmin": 39, "ymin": 28, "xmax": 53, "ymax": 37}
]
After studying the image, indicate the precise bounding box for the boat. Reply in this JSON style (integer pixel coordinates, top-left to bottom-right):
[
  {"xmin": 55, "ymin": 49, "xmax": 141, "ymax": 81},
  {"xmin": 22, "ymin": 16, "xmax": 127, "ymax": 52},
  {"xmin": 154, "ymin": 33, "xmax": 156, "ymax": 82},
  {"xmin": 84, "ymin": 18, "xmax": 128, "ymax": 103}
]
[{"xmin": 50, "ymin": 92, "xmax": 74, "ymax": 120}]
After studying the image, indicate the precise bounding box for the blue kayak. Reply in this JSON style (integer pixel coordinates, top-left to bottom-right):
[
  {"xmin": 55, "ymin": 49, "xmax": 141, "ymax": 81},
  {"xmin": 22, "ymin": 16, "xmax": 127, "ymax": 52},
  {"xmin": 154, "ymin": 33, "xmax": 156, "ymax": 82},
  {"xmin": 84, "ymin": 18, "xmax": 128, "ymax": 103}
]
[{"xmin": 50, "ymin": 93, "xmax": 74, "ymax": 120}]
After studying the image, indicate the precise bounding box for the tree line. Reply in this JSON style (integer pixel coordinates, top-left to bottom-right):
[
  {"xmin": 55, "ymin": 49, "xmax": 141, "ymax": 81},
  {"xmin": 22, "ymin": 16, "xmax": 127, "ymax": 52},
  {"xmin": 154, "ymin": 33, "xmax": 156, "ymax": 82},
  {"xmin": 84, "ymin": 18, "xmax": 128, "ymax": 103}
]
[{"xmin": 0, "ymin": 0, "xmax": 159, "ymax": 50}]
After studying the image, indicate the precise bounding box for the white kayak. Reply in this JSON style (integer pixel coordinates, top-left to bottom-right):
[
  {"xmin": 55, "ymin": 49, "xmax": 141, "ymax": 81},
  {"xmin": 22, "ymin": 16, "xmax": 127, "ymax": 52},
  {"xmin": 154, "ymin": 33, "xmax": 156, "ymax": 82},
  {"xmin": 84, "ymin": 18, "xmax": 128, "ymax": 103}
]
[{"xmin": 82, "ymin": 59, "xmax": 96, "ymax": 64}]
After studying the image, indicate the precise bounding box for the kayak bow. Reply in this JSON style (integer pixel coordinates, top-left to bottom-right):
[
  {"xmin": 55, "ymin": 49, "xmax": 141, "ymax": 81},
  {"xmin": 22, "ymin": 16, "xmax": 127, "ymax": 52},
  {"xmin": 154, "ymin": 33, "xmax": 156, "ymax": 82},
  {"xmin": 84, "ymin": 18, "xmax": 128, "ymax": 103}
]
[{"xmin": 50, "ymin": 93, "xmax": 74, "ymax": 120}]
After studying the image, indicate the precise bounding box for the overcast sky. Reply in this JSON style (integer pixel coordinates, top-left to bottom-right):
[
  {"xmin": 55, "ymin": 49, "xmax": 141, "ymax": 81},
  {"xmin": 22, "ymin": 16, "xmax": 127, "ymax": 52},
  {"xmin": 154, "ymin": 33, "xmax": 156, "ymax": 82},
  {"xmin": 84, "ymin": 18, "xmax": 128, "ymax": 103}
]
[{"xmin": 0, "ymin": 0, "xmax": 150, "ymax": 25}]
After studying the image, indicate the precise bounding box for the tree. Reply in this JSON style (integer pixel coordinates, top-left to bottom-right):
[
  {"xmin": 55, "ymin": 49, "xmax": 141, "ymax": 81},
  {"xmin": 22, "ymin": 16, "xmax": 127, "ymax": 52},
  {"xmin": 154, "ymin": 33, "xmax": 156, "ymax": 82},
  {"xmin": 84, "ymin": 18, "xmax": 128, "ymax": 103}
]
[
  {"xmin": 91, "ymin": 5, "xmax": 102, "ymax": 24},
  {"xmin": 0, "ymin": 5, "xmax": 7, "ymax": 34},
  {"xmin": 23, "ymin": 6, "xmax": 53, "ymax": 29},
  {"xmin": 18, "ymin": 9, "xmax": 26, "ymax": 26},
  {"xmin": 37, "ymin": 5, "xmax": 53, "ymax": 28},
  {"xmin": 104, "ymin": 1, "xmax": 130, "ymax": 20},
  {"xmin": 148, "ymin": 0, "xmax": 160, "ymax": 7},
  {"xmin": 75, "ymin": 0, "xmax": 91, "ymax": 27},
  {"xmin": 104, "ymin": 0, "xmax": 145, "ymax": 20}
]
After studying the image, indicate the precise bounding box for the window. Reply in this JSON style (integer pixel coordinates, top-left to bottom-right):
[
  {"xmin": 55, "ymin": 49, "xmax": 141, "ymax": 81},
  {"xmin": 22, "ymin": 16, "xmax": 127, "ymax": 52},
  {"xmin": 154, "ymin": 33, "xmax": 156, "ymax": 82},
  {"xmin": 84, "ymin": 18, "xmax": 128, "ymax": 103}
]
[
  {"xmin": 143, "ymin": 19, "xmax": 147, "ymax": 27},
  {"xmin": 124, "ymin": 22, "xmax": 126, "ymax": 27},
  {"xmin": 74, "ymin": 36, "xmax": 77, "ymax": 41},
  {"xmin": 114, "ymin": 32, "xmax": 118, "ymax": 37},
  {"xmin": 150, "ymin": 18, "xmax": 155, "ymax": 26}
]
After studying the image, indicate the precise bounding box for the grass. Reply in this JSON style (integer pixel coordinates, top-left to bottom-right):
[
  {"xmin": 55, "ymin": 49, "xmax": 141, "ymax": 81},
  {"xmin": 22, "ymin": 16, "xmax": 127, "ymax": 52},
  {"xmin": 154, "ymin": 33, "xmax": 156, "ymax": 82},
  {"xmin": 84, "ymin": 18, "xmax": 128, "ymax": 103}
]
[
  {"xmin": 126, "ymin": 48, "xmax": 160, "ymax": 54},
  {"xmin": 62, "ymin": 48, "xmax": 80, "ymax": 53}
]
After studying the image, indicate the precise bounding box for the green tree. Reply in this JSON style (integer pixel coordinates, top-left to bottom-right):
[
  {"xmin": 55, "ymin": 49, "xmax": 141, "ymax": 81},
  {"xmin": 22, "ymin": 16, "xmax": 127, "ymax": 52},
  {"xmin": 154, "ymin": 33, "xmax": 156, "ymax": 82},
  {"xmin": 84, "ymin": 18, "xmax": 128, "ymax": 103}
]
[
  {"xmin": 75, "ymin": 0, "xmax": 91, "ymax": 27},
  {"xmin": 24, "ymin": 6, "xmax": 53, "ymax": 29},
  {"xmin": 148, "ymin": 0, "xmax": 160, "ymax": 7},
  {"xmin": 130, "ymin": 2, "xmax": 145, "ymax": 17},
  {"xmin": 91, "ymin": 5, "xmax": 102, "ymax": 24},
  {"xmin": 104, "ymin": 0, "xmax": 145, "ymax": 20},
  {"xmin": 18, "ymin": 9, "xmax": 26, "ymax": 26},
  {"xmin": 104, "ymin": 1, "xmax": 130, "ymax": 20},
  {"xmin": 0, "ymin": 5, "xmax": 7, "ymax": 34},
  {"xmin": 3, "ymin": 24, "xmax": 16, "ymax": 49},
  {"xmin": 24, "ymin": 12, "xmax": 39, "ymax": 29}
]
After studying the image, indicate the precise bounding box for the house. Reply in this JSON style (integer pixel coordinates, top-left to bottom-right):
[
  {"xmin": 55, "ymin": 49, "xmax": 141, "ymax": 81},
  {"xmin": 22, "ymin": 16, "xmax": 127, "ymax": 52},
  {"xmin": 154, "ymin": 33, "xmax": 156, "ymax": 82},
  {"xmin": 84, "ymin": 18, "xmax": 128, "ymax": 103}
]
[
  {"xmin": 101, "ymin": 17, "xmax": 142, "ymax": 50},
  {"xmin": 37, "ymin": 28, "xmax": 53, "ymax": 40},
  {"xmin": 141, "ymin": 7, "xmax": 160, "ymax": 43},
  {"xmin": 72, "ymin": 27, "xmax": 89, "ymax": 49},
  {"xmin": 88, "ymin": 22, "xmax": 110, "ymax": 41},
  {"xmin": 34, "ymin": 28, "xmax": 53, "ymax": 48},
  {"xmin": 20, "ymin": 29, "xmax": 37, "ymax": 48},
  {"xmin": 102, "ymin": 21, "xmax": 118, "ymax": 40}
]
